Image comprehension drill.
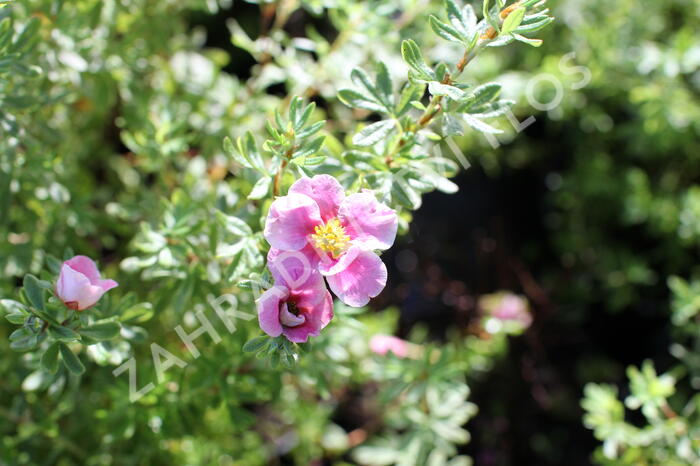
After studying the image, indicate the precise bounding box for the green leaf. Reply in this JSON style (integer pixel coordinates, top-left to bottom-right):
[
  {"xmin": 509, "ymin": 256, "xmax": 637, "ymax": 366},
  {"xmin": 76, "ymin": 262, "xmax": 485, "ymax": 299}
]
[
  {"xmin": 46, "ymin": 256, "xmax": 63, "ymax": 275},
  {"xmin": 470, "ymin": 99, "xmax": 514, "ymax": 118},
  {"xmin": 442, "ymin": 114, "xmax": 464, "ymax": 137},
  {"xmin": 513, "ymin": 33, "xmax": 543, "ymax": 47},
  {"xmin": 121, "ymin": 302, "xmax": 154, "ymax": 323},
  {"xmin": 292, "ymin": 135, "xmax": 325, "ymax": 159},
  {"xmin": 3, "ymin": 95, "xmax": 36, "ymax": 109},
  {"xmin": 295, "ymin": 102, "xmax": 316, "ymax": 131},
  {"xmin": 12, "ymin": 63, "xmax": 42, "ymax": 78},
  {"xmin": 0, "ymin": 18, "xmax": 12, "ymax": 51},
  {"xmin": 428, "ymin": 81, "xmax": 466, "ymax": 100},
  {"xmin": 1, "ymin": 299, "xmax": 27, "ymax": 314},
  {"xmin": 248, "ymin": 176, "xmax": 272, "ymax": 200},
  {"xmin": 429, "ymin": 16, "xmax": 468, "ymax": 44},
  {"xmin": 79, "ymin": 322, "xmax": 121, "ymax": 341},
  {"xmin": 392, "ymin": 179, "xmax": 422, "ymax": 210},
  {"xmin": 49, "ymin": 325, "xmax": 80, "ymax": 342},
  {"xmin": 11, "ymin": 17, "xmax": 40, "ymax": 54},
  {"xmin": 374, "ymin": 62, "xmax": 394, "ymax": 109},
  {"xmin": 400, "ymin": 40, "xmax": 435, "ymax": 81},
  {"xmin": 463, "ymin": 115, "xmax": 503, "ymax": 134},
  {"xmin": 501, "ymin": 7, "xmax": 525, "ymax": 35},
  {"xmin": 459, "ymin": 82, "xmax": 502, "ymax": 111},
  {"xmin": 296, "ymin": 120, "xmax": 325, "ymax": 139},
  {"xmin": 289, "ymin": 96, "xmax": 302, "ymax": 128},
  {"xmin": 353, "ymin": 445, "xmax": 399, "ymax": 465},
  {"xmin": 59, "ymin": 343, "xmax": 85, "ymax": 375},
  {"xmin": 10, "ymin": 334, "xmax": 38, "ymax": 351},
  {"xmin": 303, "ymin": 155, "xmax": 326, "ymax": 166},
  {"xmin": 23, "ymin": 274, "xmax": 45, "ymax": 311},
  {"xmin": 216, "ymin": 211, "xmax": 253, "ymax": 236},
  {"xmin": 344, "ymin": 150, "xmax": 387, "ymax": 171},
  {"xmin": 5, "ymin": 312, "xmax": 27, "ymax": 324},
  {"xmin": 41, "ymin": 343, "xmax": 60, "ymax": 374},
  {"xmin": 344, "ymin": 67, "xmax": 393, "ymax": 114},
  {"xmin": 445, "ymin": 0, "xmax": 477, "ymax": 41},
  {"xmin": 396, "ymin": 82, "xmax": 425, "ymax": 117},
  {"xmin": 10, "ymin": 327, "xmax": 31, "ymax": 341},
  {"xmin": 352, "ymin": 120, "xmax": 396, "ymax": 147},
  {"xmin": 515, "ymin": 14, "xmax": 554, "ymax": 34},
  {"xmin": 236, "ymin": 132, "xmax": 265, "ymax": 173},
  {"xmin": 243, "ymin": 336, "xmax": 270, "ymax": 353},
  {"xmin": 0, "ymin": 52, "xmax": 20, "ymax": 73},
  {"xmin": 457, "ymin": 3, "xmax": 478, "ymax": 37},
  {"xmin": 223, "ymin": 136, "xmax": 253, "ymax": 169},
  {"xmin": 350, "ymin": 68, "xmax": 380, "ymax": 102},
  {"xmin": 172, "ymin": 274, "xmax": 195, "ymax": 313},
  {"xmin": 482, "ymin": 0, "xmax": 500, "ymax": 33}
]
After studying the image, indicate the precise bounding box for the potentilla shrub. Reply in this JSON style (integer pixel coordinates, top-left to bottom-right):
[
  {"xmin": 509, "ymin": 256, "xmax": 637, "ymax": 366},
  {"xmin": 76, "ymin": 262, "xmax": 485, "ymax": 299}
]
[{"xmin": 0, "ymin": 0, "xmax": 551, "ymax": 464}]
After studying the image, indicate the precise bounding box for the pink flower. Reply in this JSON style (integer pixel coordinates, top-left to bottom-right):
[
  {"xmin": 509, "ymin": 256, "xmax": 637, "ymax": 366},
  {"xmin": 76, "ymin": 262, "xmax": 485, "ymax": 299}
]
[
  {"xmin": 479, "ymin": 292, "xmax": 532, "ymax": 334},
  {"xmin": 369, "ymin": 334, "xmax": 410, "ymax": 358},
  {"xmin": 256, "ymin": 248, "xmax": 334, "ymax": 343},
  {"xmin": 56, "ymin": 256, "xmax": 119, "ymax": 311},
  {"xmin": 492, "ymin": 294, "xmax": 532, "ymax": 327},
  {"xmin": 264, "ymin": 175, "xmax": 398, "ymax": 307}
]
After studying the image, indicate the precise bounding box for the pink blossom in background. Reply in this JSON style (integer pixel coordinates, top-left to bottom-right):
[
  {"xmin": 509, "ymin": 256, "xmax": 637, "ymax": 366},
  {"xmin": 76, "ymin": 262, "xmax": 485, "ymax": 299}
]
[
  {"xmin": 492, "ymin": 294, "xmax": 532, "ymax": 327},
  {"xmin": 369, "ymin": 334, "xmax": 410, "ymax": 358},
  {"xmin": 56, "ymin": 255, "xmax": 118, "ymax": 311},
  {"xmin": 256, "ymin": 248, "xmax": 333, "ymax": 343},
  {"xmin": 264, "ymin": 175, "xmax": 397, "ymax": 307},
  {"xmin": 479, "ymin": 292, "xmax": 532, "ymax": 334}
]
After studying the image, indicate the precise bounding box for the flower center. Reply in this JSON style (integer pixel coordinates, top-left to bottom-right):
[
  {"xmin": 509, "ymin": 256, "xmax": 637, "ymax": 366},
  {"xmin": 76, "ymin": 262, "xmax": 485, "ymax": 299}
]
[
  {"xmin": 311, "ymin": 218, "xmax": 350, "ymax": 258},
  {"xmin": 279, "ymin": 300, "xmax": 305, "ymax": 327},
  {"xmin": 288, "ymin": 301, "xmax": 300, "ymax": 316}
]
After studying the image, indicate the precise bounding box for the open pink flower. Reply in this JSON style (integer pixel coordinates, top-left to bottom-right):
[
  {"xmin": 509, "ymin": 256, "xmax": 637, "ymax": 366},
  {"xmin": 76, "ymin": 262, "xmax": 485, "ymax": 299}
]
[
  {"xmin": 256, "ymin": 248, "xmax": 333, "ymax": 343},
  {"xmin": 369, "ymin": 334, "xmax": 410, "ymax": 358},
  {"xmin": 56, "ymin": 255, "xmax": 118, "ymax": 311},
  {"xmin": 264, "ymin": 175, "xmax": 397, "ymax": 307}
]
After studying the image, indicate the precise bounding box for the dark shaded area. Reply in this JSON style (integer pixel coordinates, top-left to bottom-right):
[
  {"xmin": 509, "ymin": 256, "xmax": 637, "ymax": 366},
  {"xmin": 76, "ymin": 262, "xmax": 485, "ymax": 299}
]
[
  {"xmin": 187, "ymin": 3, "xmax": 337, "ymax": 80},
  {"xmin": 187, "ymin": 3, "xmax": 258, "ymax": 78},
  {"xmin": 378, "ymin": 148, "xmax": 674, "ymax": 464}
]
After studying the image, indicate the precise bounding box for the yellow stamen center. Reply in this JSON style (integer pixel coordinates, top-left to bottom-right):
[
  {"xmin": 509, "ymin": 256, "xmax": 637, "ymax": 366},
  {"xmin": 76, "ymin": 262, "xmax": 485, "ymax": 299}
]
[{"xmin": 311, "ymin": 218, "xmax": 351, "ymax": 258}]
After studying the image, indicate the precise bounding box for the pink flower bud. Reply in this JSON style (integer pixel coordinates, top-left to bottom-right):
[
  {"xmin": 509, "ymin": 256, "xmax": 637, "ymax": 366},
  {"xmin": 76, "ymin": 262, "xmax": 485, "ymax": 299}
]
[
  {"xmin": 369, "ymin": 334, "xmax": 410, "ymax": 358},
  {"xmin": 56, "ymin": 255, "xmax": 118, "ymax": 311},
  {"xmin": 479, "ymin": 292, "xmax": 532, "ymax": 334}
]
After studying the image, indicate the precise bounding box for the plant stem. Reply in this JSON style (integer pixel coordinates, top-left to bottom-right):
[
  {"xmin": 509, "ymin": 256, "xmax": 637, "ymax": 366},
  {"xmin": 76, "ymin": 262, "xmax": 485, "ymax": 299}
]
[
  {"xmin": 273, "ymin": 160, "xmax": 287, "ymax": 197},
  {"xmin": 412, "ymin": 2, "xmax": 521, "ymax": 130}
]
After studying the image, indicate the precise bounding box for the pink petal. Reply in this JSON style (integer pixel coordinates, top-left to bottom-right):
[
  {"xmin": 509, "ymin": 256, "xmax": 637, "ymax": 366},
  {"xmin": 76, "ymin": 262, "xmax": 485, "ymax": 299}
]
[
  {"xmin": 64, "ymin": 255, "xmax": 102, "ymax": 284},
  {"xmin": 290, "ymin": 270, "xmax": 330, "ymax": 310},
  {"xmin": 264, "ymin": 193, "xmax": 322, "ymax": 251},
  {"xmin": 317, "ymin": 245, "xmax": 361, "ymax": 276},
  {"xmin": 56, "ymin": 263, "xmax": 107, "ymax": 310},
  {"xmin": 279, "ymin": 302, "xmax": 306, "ymax": 327},
  {"xmin": 339, "ymin": 192, "xmax": 398, "ymax": 250},
  {"xmin": 282, "ymin": 290, "xmax": 333, "ymax": 343},
  {"xmin": 261, "ymin": 243, "xmax": 336, "ymax": 343},
  {"xmin": 325, "ymin": 250, "xmax": 387, "ymax": 307},
  {"xmin": 369, "ymin": 335, "xmax": 409, "ymax": 358},
  {"xmin": 98, "ymin": 279, "xmax": 119, "ymax": 291},
  {"xmin": 289, "ymin": 175, "xmax": 345, "ymax": 222},
  {"xmin": 267, "ymin": 246, "xmax": 321, "ymax": 289},
  {"xmin": 256, "ymin": 286, "xmax": 288, "ymax": 337}
]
